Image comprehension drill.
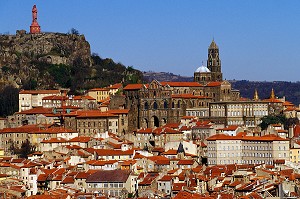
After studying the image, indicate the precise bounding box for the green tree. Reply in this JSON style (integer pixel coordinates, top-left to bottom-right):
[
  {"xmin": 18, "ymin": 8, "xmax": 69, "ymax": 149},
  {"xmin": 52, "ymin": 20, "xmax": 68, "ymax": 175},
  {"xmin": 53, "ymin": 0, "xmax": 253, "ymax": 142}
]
[
  {"xmin": 10, "ymin": 139, "xmax": 36, "ymax": 158},
  {"xmin": 259, "ymin": 114, "xmax": 287, "ymax": 130},
  {"xmin": 0, "ymin": 85, "xmax": 19, "ymax": 117},
  {"xmin": 69, "ymin": 28, "xmax": 79, "ymax": 35},
  {"xmin": 19, "ymin": 139, "xmax": 36, "ymax": 158}
]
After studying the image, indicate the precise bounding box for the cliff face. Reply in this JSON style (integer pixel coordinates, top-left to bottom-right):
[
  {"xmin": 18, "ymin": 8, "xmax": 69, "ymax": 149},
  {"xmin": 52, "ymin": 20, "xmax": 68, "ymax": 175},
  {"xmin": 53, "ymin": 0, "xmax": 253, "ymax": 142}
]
[{"xmin": 0, "ymin": 30, "xmax": 91, "ymax": 88}]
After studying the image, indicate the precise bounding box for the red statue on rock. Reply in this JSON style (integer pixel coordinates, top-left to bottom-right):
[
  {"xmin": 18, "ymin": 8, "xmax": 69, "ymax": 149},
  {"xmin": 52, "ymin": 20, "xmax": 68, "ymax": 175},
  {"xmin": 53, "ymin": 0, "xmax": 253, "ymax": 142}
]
[{"xmin": 30, "ymin": 5, "xmax": 41, "ymax": 34}]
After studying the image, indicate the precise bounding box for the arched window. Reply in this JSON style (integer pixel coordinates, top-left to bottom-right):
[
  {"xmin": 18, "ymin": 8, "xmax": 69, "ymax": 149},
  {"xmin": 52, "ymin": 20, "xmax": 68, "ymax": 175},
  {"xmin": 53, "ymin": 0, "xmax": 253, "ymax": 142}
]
[
  {"xmin": 144, "ymin": 102, "xmax": 148, "ymax": 110},
  {"xmin": 153, "ymin": 102, "xmax": 158, "ymax": 109},
  {"xmin": 177, "ymin": 101, "xmax": 181, "ymax": 108},
  {"xmin": 172, "ymin": 102, "xmax": 175, "ymax": 108},
  {"xmin": 164, "ymin": 101, "xmax": 168, "ymax": 109}
]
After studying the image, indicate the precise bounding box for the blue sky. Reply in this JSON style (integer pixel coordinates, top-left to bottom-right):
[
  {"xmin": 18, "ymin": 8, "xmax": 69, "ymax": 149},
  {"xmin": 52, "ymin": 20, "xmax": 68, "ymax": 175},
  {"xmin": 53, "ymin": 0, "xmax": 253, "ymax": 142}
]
[{"xmin": 1, "ymin": 1, "xmax": 300, "ymax": 81}]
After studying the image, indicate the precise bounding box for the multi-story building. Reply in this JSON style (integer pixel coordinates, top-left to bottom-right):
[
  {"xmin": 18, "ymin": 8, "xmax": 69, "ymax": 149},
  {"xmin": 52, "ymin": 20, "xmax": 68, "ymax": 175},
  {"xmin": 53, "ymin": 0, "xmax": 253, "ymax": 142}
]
[
  {"xmin": 19, "ymin": 90, "xmax": 61, "ymax": 112},
  {"xmin": 42, "ymin": 94, "xmax": 97, "ymax": 110},
  {"xmin": 206, "ymin": 133, "xmax": 289, "ymax": 165},
  {"xmin": 209, "ymin": 101, "xmax": 269, "ymax": 126},
  {"xmin": 64, "ymin": 109, "xmax": 129, "ymax": 136},
  {"xmin": 290, "ymin": 139, "xmax": 300, "ymax": 163},
  {"xmin": 88, "ymin": 88, "xmax": 110, "ymax": 103},
  {"xmin": 86, "ymin": 170, "xmax": 134, "ymax": 197}
]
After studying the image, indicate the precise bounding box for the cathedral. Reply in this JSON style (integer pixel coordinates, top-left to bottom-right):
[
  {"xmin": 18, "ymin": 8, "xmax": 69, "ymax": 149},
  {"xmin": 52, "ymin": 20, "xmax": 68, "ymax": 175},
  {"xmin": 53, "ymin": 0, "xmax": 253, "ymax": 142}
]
[
  {"xmin": 194, "ymin": 39, "xmax": 222, "ymax": 84},
  {"xmin": 124, "ymin": 40, "xmax": 240, "ymax": 131}
]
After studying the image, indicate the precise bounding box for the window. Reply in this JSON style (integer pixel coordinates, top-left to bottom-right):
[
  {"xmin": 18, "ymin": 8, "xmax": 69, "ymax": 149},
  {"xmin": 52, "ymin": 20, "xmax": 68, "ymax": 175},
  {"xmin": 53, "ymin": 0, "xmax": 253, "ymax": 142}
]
[
  {"xmin": 144, "ymin": 102, "xmax": 148, "ymax": 110},
  {"xmin": 153, "ymin": 102, "xmax": 158, "ymax": 109},
  {"xmin": 164, "ymin": 101, "xmax": 168, "ymax": 109}
]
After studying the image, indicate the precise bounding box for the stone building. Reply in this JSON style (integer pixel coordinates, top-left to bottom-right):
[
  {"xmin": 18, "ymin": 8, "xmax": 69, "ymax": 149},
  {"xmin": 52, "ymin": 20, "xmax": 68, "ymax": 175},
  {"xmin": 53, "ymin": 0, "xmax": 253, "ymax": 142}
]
[
  {"xmin": 19, "ymin": 90, "xmax": 61, "ymax": 112},
  {"xmin": 209, "ymin": 101, "xmax": 269, "ymax": 126},
  {"xmin": 64, "ymin": 109, "xmax": 129, "ymax": 136},
  {"xmin": 124, "ymin": 40, "xmax": 240, "ymax": 131},
  {"xmin": 206, "ymin": 133, "xmax": 290, "ymax": 165},
  {"xmin": 124, "ymin": 80, "xmax": 212, "ymax": 131}
]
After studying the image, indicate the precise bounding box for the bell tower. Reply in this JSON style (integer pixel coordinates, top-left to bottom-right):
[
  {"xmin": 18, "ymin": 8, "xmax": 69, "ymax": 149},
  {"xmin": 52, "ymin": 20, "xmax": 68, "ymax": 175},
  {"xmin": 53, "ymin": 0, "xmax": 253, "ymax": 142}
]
[
  {"xmin": 207, "ymin": 39, "xmax": 222, "ymax": 82},
  {"xmin": 30, "ymin": 5, "xmax": 41, "ymax": 34}
]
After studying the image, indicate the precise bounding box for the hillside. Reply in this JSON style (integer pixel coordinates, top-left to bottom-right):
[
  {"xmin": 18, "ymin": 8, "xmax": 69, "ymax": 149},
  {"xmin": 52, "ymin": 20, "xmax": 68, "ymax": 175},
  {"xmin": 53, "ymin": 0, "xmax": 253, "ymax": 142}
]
[
  {"xmin": 230, "ymin": 80, "xmax": 300, "ymax": 106},
  {"xmin": 0, "ymin": 30, "xmax": 143, "ymax": 116},
  {"xmin": 143, "ymin": 71, "xmax": 193, "ymax": 82}
]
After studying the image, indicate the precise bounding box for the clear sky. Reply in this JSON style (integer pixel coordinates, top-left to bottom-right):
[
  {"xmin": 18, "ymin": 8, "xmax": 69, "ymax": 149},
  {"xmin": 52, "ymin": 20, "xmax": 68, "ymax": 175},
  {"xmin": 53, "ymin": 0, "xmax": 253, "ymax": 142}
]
[{"xmin": 1, "ymin": 1, "xmax": 300, "ymax": 81}]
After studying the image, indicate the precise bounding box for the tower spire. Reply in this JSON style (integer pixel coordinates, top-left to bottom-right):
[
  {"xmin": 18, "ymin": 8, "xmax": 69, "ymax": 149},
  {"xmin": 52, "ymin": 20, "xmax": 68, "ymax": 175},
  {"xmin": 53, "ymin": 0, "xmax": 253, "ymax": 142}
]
[
  {"xmin": 207, "ymin": 40, "xmax": 222, "ymax": 81},
  {"xmin": 253, "ymin": 89, "xmax": 259, "ymax": 101},
  {"xmin": 270, "ymin": 88, "xmax": 275, "ymax": 99}
]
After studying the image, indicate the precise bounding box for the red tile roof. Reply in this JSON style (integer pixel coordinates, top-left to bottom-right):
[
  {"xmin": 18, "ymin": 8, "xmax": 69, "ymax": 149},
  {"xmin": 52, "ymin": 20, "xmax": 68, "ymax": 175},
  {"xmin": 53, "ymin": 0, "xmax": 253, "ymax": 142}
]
[
  {"xmin": 177, "ymin": 159, "xmax": 194, "ymax": 165},
  {"xmin": 0, "ymin": 124, "xmax": 51, "ymax": 133},
  {"xmin": 218, "ymin": 125, "xmax": 240, "ymax": 131},
  {"xmin": 41, "ymin": 137, "xmax": 67, "ymax": 143},
  {"xmin": 75, "ymin": 110, "xmax": 117, "ymax": 118},
  {"xmin": 18, "ymin": 107, "xmax": 53, "ymax": 114},
  {"xmin": 161, "ymin": 82, "xmax": 202, "ymax": 87},
  {"xmin": 139, "ymin": 172, "xmax": 159, "ymax": 185},
  {"xmin": 88, "ymin": 88, "xmax": 109, "ymax": 91},
  {"xmin": 136, "ymin": 128, "xmax": 153, "ymax": 134},
  {"xmin": 68, "ymin": 136, "xmax": 91, "ymax": 143},
  {"xmin": 86, "ymin": 170, "xmax": 130, "ymax": 183},
  {"xmin": 106, "ymin": 109, "xmax": 129, "ymax": 114},
  {"xmin": 92, "ymin": 149, "xmax": 134, "ymax": 156},
  {"xmin": 107, "ymin": 83, "xmax": 122, "ymax": 89},
  {"xmin": 263, "ymin": 98, "xmax": 283, "ymax": 103},
  {"xmin": 158, "ymin": 175, "xmax": 173, "ymax": 181},
  {"xmin": 206, "ymin": 81, "xmax": 222, "ymax": 87},
  {"xmin": 42, "ymin": 95, "xmax": 68, "ymax": 100},
  {"xmin": 207, "ymin": 133, "xmax": 288, "ymax": 141},
  {"xmin": 19, "ymin": 90, "xmax": 60, "ymax": 94},
  {"xmin": 123, "ymin": 84, "xmax": 145, "ymax": 90},
  {"xmin": 173, "ymin": 190, "xmax": 213, "ymax": 199},
  {"xmin": 72, "ymin": 95, "xmax": 96, "ymax": 100},
  {"xmin": 172, "ymin": 93, "xmax": 209, "ymax": 99}
]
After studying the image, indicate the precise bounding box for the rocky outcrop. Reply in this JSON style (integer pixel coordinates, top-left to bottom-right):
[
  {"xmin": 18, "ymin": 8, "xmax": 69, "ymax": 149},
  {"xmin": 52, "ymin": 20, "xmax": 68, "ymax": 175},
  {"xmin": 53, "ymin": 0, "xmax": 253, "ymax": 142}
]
[{"xmin": 0, "ymin": 30, "xmax": 91, "ymax": 88}]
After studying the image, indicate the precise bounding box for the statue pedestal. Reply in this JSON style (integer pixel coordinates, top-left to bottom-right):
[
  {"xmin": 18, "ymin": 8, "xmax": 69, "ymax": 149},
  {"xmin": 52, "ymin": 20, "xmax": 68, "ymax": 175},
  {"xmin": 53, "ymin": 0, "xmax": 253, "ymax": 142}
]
[{"xmin": 30, "ymin": 21, "xmax": 40, "ymax": 34}]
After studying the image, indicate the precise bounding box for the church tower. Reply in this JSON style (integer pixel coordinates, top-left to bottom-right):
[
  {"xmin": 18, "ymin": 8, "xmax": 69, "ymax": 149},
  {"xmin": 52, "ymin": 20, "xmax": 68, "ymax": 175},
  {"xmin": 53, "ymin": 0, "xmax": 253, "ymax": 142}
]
[
  {"xmin": 30, "ymin": 5, "xmax": 41, "ymax": 34},
  {"xmin": 207, "ymin": 40, "xmax": 222, "ymax": 82}
]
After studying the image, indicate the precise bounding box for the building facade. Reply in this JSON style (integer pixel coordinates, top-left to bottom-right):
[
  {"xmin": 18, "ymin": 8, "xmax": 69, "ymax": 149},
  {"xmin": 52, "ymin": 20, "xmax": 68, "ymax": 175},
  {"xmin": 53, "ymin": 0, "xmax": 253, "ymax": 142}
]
[
  {"xmin": 124, "ymin": 40, "xmax": 240, "ymax": 131},
  {"xmin": 206, "ymin": 133, "xmax": 290, "ymax": 165},
  {"xmin": 19, "ymin": 90, "xmax": 61, "ymax": 112}
]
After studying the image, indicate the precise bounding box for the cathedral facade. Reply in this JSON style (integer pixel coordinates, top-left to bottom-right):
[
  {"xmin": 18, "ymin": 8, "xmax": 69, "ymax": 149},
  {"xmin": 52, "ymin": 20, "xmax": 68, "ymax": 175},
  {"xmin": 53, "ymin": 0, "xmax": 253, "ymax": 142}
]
[{"xmin": 124, "ymin": 40, "xmax": 240, "ymax": 131}]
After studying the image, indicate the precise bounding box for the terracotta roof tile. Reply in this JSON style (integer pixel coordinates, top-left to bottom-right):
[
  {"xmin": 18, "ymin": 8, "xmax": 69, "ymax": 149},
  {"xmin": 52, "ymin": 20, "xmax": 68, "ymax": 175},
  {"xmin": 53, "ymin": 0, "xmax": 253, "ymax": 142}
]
[
  {"xmin": 86, "ymin": 170, "xmax": 130, "ymax": 183},
  {"xmin": 206, "ymin": 81, "xmax": 222, "ymax": 87},
  {"xmin": 123, "ymin": 84, "xmax": 145, "ymax": 90},
  {"xmin": 19, "ymin": 89, "xmax": 60, "ymax": 94},
  {"xmin": 172, "ymin": 93, "xmax": 210, "ymax": 99},
  {"xmin": 160, "ymin": 81, "xmax": 202, "ymax": 87}
]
